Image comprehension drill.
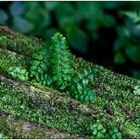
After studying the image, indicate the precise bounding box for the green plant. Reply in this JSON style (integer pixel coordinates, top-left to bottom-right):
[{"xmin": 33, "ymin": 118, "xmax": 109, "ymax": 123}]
[
  {"xmin": 133, "ymin": 86, "xmax": 140, "ymax": 95},
  {"xmin": 123, "ymin": 11, "xmax": 140, "ymax": 24},
  {"xmin": 71, "ymin": 68, "xmax": 96, "ymax": 102},
  {"xmin": 51, "ymin": 32, "xmax": 73, "ymax": 90},
  {"xmin": 114, "ymin": 10, "xmax": 140, "ymax": 64},
  {"xmin": 30, "ymin": 47, "xmax": 52, "ymax": 86},
  {"xmin": 88, "ymin": 123, "xmax": 107, "ymax": 138},
  {"xmin": 30, "ymin": 32, "xmax": 73, "ymax": 89},
  {"xmin": 2, "ymin": 2, "xmax": 140, "ymax": 80},
  {"xmin": 105, "ymin": 127, "xmax": 122, "ymax": 139},
  {"xmin": 88, "ymin": 123, "xmax": 122, "ymax": 139},
  {"xmin": 8, "ymin": 66, "xmax": 28, "ymax": 81},
  {"xmin": 30, "ymin": 32, "xmax": 95, "ymax": 102}
]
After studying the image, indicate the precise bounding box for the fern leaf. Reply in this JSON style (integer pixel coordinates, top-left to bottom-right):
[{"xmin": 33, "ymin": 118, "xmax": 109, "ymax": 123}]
[{"xmin": 51, "ymin": 32, "xmax": 73, "ymax": 90}]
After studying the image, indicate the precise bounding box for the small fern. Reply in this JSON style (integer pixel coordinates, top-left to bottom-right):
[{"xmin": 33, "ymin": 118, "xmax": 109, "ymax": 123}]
[
  {"xmin": 71, "ymin": 68, "xmax": 96, "ymax": 102},
  {"xmin": 8, "ymin": 66, "xmax": 28, "ymax": 81},
  {"xmin": 51, "ymin": 32, "xmax": 73, "ymax": 90},
  {"xmin": 29, "ymin": 32, "xmax": 96, "ymax": 102},
  {"xmin": 30, "ymin": 47, "xmax": 52, "ymax": 86}
]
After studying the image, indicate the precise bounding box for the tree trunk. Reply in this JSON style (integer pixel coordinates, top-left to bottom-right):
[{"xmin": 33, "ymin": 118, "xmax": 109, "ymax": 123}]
[{"xmin": 0, "ymin": 25, "xmax": 140, "ymax": 138}]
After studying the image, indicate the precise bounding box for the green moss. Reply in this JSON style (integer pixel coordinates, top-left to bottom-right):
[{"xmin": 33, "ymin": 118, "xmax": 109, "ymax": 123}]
[
  {"xmin": 8, "ymin": 66, "xmax": 29, "ymax": 81},
  {"xmin": 0, "ymin": 34, "xmax": 42, "ymax": 56},
  {"xmin": 0, "ymin": 48, "xmax": 27, "ymax": 75},
  {"xmin": 1, "ymin": 73, "xmax": 140, "ymax": 138},
  {"xmin": 0, "ymin": 113, "xmax": 71, "ymax": 139},
  {"xmin": 123, "ymin": 121, "xmax": 140, "ymax": 138},
  {"xmin": 0, "ymin": 82, "xmax": 95, "ymax": 137}
]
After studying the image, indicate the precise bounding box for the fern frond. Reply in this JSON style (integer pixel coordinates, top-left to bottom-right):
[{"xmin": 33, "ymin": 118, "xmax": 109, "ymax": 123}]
[
  {"xmin": 71, "ymin": 67, "xmax": 96, "ymax": 102},
  {"xmin": 51, "ymin": 32, "xmax": 73, "ymax": 90},
  {"xmin": 30, "ymin": 46, "xmax": 52, "ymax": 86}
]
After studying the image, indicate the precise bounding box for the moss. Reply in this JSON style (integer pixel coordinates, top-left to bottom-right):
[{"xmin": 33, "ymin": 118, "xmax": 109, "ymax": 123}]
[
  {"xmin": 0, "ymin": 34, "xmax": 42, "ymax": 57},
  {"xmin": 0, "ymin": 82, "xmax": 95, "ymax": 137},
  {"xmin": 122, "ymin": 121, "xmax": 140, "ymax": 138},
  {"xmin": 1, "ymin": 74, "xmax": 140, "ymax": 138},
  {"xmin": 0, "ymin": 113, "xmax": 77, "ymax": 139},
  {"xmin": 0, "ymin": 48, "xmax": 27, "ymax": 75}
]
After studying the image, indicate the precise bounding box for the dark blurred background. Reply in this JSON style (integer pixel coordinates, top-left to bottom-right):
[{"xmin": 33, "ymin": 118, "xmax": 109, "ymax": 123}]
[{"xmin": 1, "ymin": 1, "xmax": 140, "ymax": 79}]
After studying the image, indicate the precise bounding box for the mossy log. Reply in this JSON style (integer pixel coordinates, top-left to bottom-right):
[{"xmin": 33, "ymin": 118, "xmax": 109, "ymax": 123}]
[
  {"xmin": 0, "ymin": 26, "xmax": 140, "ymax": 138},
  {"xmin": 0, "ymin": 113, "xmax": 79, "ymax": 139}
]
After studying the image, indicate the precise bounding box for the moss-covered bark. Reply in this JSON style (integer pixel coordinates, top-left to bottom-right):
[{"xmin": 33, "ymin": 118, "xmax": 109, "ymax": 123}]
[
  {"xmin": 0, "ymin": 113, "xmax": 79, "ymax": 139},
  {"xmin": 0, "ymin": 75, "xmax": 96, "ymax": 137},
  {"xmin": 0, "ymin": 48, "xmax": 27, "ymax": 74},
  {"xmin": 1, "ymin": 25, "xmax": 140, "ymax": 138},
  {"xmin": 0, "ymin": 26, "xmax": 42, "ymax": 57}
]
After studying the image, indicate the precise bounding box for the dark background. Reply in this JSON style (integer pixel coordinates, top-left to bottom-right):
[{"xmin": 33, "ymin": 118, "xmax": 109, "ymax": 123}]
[{"xmin": 1, "ymin": 1, "xmax": 140, "ymax": 79}]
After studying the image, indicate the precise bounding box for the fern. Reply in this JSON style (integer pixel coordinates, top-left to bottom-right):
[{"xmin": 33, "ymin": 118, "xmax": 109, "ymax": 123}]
[
  {"xmin": 51, "ymin": 32, "xmax": 73, "ymax": 90},
  {"xmin": 71, "ymin": 67, "xmax": 96, "ymax": 102},
  {"xmin": 29, "ymin": 32, "xmax": 96, "ymax": 102},
  {"xmin": 30, "ymin": 46, "xmax": 52, "ymax": 86}
]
